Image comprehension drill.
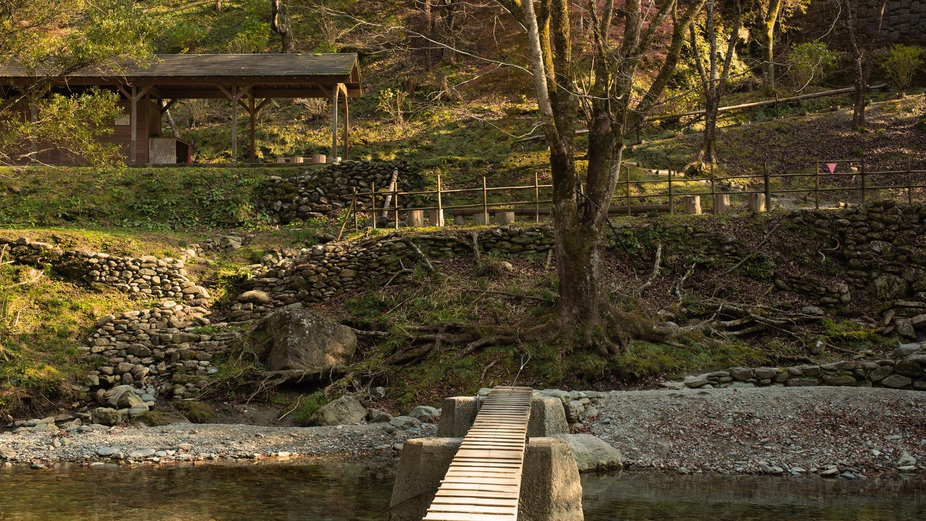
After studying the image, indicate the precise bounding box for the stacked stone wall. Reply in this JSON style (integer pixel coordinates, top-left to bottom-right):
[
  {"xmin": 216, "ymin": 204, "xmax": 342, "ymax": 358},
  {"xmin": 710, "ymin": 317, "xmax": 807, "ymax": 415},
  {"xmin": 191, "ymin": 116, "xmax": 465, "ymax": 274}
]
[
  {"xmin": 670, "ymin": 341, "xmax": 926, "ymax": 391},
  {"xmin": 257, "ymin": 160, "xmax": 422, "ymax": 224}
]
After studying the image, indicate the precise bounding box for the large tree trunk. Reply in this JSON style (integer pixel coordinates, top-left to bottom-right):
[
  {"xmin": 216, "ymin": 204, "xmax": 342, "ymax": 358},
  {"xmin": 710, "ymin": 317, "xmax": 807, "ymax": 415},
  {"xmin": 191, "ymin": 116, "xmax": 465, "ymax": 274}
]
[
  {"xmin": 699, "ymin": 94, "xmax": 720, "ymax": 163},
  {"xmin": 271, "ymin": 0, "xmax": 295, "ymax": 53},
  {"xmin": 758, "ymin": 0, "xmax": 783, "ymax": 93},
  {"xmin": 690, "ymin": 0, "xmax": 740, "ymax": 166},
  {"xmin": 843, "ymin": 0, "xmax": 886, "ymax": 132},
  {"xmin": 851, "ymin": 50, "xmax": 867, "ymax": 131}
]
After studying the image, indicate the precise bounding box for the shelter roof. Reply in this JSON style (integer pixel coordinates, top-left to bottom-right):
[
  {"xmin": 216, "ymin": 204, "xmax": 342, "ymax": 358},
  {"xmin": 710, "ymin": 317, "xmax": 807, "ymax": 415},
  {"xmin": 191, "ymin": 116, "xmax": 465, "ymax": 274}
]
[{"xmin": 0, "ymin": 53, "xmax": 362, "ymax": 99}]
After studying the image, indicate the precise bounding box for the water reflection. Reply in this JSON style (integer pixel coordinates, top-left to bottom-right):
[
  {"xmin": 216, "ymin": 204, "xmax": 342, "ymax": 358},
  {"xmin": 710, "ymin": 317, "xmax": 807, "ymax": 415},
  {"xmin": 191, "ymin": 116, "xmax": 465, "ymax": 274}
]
[
  {"xmin": 2, "ymin": 462, "xmax": 925, "ymax": 520},
  {"xmin": 0, "ymin": 459, "xmax": 396, "ymax": 521}
]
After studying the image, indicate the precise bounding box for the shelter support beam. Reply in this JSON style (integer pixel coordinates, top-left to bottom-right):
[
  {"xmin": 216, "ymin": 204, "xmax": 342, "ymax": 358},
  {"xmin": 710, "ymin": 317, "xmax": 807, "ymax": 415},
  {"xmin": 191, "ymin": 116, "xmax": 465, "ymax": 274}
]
[
  {"xmin": 118, "ymin": 84, "xmax": 153, "ymax": 164},
  {"xmin": 218, "ymin": 84, "xmax": 251, "ymax": 163},
  {"xmin": 239, "ymin": 95, "xmax": 270, "ymax": 163},
  {"xmin": 331, "ymin": 84, "xmax": 339, "ymax": 161}
]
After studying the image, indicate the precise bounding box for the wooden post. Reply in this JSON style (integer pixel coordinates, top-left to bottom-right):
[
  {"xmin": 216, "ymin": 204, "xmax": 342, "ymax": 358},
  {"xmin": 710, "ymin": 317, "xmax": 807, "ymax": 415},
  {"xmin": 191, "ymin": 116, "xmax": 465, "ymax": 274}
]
[
  {"xmin": 342, "ymin": 86, "xmax": 350, "ymax": 160},
  {"xmin": 626, "ymin": 166, "xmax": 632, "ymax": 216},
  {"xmin": 407, "ymin": 210, "xmax": 425, "ymax": 227},
  {"xmin": 907, "ymin": 158, "xmax": 913, "ymax": 205},
  {"xmin": 710, "ymin": 164, "xmax": 717, "ymax": 214},
  {"xmin": 434, "ymin": 175, "xmax": 444, "ymax": 227},
  {"xmin": 394, "ymin": 188, "xmax": 399, "ymax": 231},
  {"xmin": 861, "ymin": 157, "xmax": 866, "ymax": 205},
  {"xmin": 714, "ymin": 193, "xmax": 730, "ymax": 214},
  {"xmin": 353, "ymin": 189, "xmax": 358, "ymax": 232},
  {"xmin": 684, "ymin": 195, "xmax": 702, "ymax": 215},
  {"xmin": 249, "ymin": 95, "xmax": 256, "ymax": 163},
  {"xmin": 534, "ymin": 172, "xmax": 540, "ymax": 223},
  {"xmin": 120, "ymin": 84, "xmax": 153, "ymax": 164},
  {"xmin": 748, "ymin": 193, "xmax": 767, "ymax": 212},
  {"xmin": 330, "ymin": 84, "xmax": 340, "ymax": 161},
  {"xmin": 130, "ymin": 85, "xmax": 138, "ymax": 164},
  {"xmin": 371, "ymin": 183, "xmax": 377, "ymax": 229},
  {"xmin": 495, "ymin": 211, "xmax": 516, "ymax": 224},
  {"xmin": 231, "ymin": 85, "xmax": 238, "ymax": 162},
  {"xmin": 815, "ymin": 162, "xmax": 820, "ymax": 210},
  {"xmin": 764, "ymin": 163, "xmax": 771, "ymax": 211},
  {"xmin": 482, "ymin": 177, "xmax": 489, "ymax": 225},
  {"xmin": 668, "ymin": 169, "xmax": 674, "ymax": 215}
]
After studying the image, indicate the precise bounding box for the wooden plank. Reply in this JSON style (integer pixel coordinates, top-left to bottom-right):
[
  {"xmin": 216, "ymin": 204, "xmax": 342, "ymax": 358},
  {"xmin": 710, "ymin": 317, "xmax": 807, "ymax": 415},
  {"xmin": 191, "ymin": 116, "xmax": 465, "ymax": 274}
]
[{"xmin": 424, "ymin": 386, "xmax": 533, "ymax": 521}]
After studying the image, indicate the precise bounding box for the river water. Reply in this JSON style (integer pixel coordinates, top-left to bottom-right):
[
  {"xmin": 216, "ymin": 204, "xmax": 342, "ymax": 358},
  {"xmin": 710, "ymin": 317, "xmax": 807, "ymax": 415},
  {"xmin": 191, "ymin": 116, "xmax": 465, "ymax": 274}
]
[{"xmin": 1, "ymin": 460, "xmax": 925, "ymax": 520}]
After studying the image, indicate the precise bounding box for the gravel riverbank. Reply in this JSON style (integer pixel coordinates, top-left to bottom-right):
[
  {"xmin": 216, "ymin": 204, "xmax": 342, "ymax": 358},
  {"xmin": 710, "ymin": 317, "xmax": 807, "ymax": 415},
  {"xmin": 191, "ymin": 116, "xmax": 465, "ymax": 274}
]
[{"xmin": 2, "ymin": 387, "xmax": 925, "ymax": 479}]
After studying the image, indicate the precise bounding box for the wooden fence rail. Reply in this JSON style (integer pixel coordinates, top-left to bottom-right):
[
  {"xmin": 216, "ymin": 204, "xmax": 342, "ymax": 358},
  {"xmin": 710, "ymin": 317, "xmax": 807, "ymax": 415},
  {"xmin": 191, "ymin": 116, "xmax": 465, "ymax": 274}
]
[{"xmin": 338, "ymin": 162, "xmax": 926, "ymax": 232}]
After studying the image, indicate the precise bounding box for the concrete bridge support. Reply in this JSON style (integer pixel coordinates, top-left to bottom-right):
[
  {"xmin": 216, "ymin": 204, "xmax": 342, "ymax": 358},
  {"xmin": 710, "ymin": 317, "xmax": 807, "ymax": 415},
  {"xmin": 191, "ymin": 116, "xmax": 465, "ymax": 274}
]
[
  {"xmin": 389, "ymin": 394, "xmax": 583, "ymax": 521},
  {"xmin": 389, "ymin": 436, "xmax": 583, "ymax": 521}
]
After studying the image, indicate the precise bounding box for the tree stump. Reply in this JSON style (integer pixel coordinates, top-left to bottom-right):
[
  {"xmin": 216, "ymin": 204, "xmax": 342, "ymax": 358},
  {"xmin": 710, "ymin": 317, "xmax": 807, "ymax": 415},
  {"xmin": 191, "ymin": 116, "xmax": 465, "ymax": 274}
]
[
  {"xmin": 429, "ymin": 209, "xmax": 445, "ymax": 227},
  {"xmin": 713, "ymin": 194, "xmax": 730, "ymax": 214},
  {"xmin": 495, "ymin": 211, "xmax": 516, "ymax": 224},
  {"xmin": 684, "ymin": 195, "xmax": 702, "ymax": 215},
  {"xmin": 407, "ymin": 210, "xmax": 425, "ymax": 227},
  {"xmin": 748, "ymin": 193, "xmax": 767, "ymax": 213}
]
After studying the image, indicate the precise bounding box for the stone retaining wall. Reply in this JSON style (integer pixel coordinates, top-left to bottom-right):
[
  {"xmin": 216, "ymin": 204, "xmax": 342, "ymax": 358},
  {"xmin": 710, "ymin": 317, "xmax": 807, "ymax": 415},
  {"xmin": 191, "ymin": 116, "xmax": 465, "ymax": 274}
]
[
  {"xmin": 256, "ymin": 160, "xmax": 422, "ymax": 225},
  {"xmin": 0, "ymin": 236, "xmax": 220, "ymax": 398},
  {"xmin": 0, "ymin": 237, "xmax": 210, "ymax": 303},
  {"xmin": 79, "ymin": 301, "xmax": 234, "ymax": 398},
  {"xmin": 668, "ymin": 341, "xmax": 926, "ymax": 390},
  {"xmin": 229, "ymin": 227, "xmax": 554, "ymax": 321}
]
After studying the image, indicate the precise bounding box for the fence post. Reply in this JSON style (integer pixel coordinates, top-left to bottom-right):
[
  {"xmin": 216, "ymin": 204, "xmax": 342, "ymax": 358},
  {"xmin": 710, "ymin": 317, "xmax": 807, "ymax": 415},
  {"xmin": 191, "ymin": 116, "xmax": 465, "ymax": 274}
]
[
  {"xmin": 815, "ymin": 162, "xmax": 820, "ymax": 210},
  {"xmin": 371, "ymin": 182, "xmax": 377, "ymax": 229},
  {"xmin": 710, "ymin": 163, "xmax": 717, "ymax": 214},
  {"xmin": 907, "ymin": 158, "xmax": 913, "ymax": 205},
  {"xmin": 435, "ymin": 175, "xmax": 444, "ymax": 227},
  {"xmin": 626, "ymin": 165, "xmax": 632, "ymax": 216},
  {"xmin": 353, "ymin": 188, "xmax": 358, "ymax": 232},
  {"xmin": 394, "ymin": 188, "xmax": 399, "ymax": 231},
  {"xmin": 764, "ymin": 163, "xmax": 771, "ymax": 211},
  {"xmin": 534, "ymin": 172, "xmax": 540, "ymax": 223},
  {"xmin": 861, "ymin": 157, "xmax": 866, "ymax": 206},
  {"xmin": 668, "ymin": 169, "xmax": 674, "ymax": 215},
  {"xmin": 482, "ymin": 176, "xmax": 489, "ymax": 225}
]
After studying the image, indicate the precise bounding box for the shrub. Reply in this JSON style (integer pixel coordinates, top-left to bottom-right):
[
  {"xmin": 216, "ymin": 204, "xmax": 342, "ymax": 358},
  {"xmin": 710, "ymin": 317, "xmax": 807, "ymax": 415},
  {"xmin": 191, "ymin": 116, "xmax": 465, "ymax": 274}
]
[
  {"xmin": 788, "ymin": 42, "xmax": 838, "ymax": 90},
  {"xmin": 880, "ymin": 44, "xmax": 925, "ymax": 90}
]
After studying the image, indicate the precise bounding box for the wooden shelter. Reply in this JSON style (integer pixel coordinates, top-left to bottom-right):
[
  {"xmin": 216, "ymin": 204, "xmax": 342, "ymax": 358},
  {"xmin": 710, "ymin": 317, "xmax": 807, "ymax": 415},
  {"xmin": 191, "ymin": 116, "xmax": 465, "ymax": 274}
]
[{"xmin": 0, "ymin": 53, "xmax": 362, "ymax": 165}]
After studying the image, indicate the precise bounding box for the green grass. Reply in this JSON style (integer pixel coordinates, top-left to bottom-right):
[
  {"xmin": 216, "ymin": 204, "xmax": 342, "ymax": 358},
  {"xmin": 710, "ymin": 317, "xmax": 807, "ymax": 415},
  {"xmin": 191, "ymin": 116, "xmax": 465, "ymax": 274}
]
[{"xmin": 0, "ymin": 166, "xmax": 298, "ymax": 230}]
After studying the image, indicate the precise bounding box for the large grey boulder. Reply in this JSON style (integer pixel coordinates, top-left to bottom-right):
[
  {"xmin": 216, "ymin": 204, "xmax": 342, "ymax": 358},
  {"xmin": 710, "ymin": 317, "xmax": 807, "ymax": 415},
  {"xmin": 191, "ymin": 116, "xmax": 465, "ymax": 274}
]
[
  {"xmin": 251, "ymin": 309, "xmax": 357, "ymax": 372},
  {"xmin": 551, "ymin": 433, "xmax": 623, "ymax": 471},
  {"xmin": 309, "ymin": 395, "xmax": 367, "ymax": 426},
  {"xmin": 91, "ymin": 407, "xmax": 124, "ymax": 426}
]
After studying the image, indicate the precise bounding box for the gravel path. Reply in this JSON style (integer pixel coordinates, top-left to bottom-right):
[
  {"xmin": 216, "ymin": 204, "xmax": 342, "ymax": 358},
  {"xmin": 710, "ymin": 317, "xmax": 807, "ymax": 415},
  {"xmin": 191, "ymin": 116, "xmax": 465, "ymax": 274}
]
[
  {"xmin": 2, "ymin": 387, "xmax": 925, "ymax": 479},
  {"xmin": 589, "ymin": 386, "xmax": 926, "ymax": 477},
  {"xmin": 0, "ymin": 421, "xmax": 436, "ymax": 467}
]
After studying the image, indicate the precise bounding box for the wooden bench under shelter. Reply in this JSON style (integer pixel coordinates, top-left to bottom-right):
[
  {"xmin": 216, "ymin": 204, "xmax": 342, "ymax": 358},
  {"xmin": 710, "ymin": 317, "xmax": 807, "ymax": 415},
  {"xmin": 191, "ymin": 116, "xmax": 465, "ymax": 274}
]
[{"xmin": 0, "ymin": 53, "xmax": 362, "ymax": 165}]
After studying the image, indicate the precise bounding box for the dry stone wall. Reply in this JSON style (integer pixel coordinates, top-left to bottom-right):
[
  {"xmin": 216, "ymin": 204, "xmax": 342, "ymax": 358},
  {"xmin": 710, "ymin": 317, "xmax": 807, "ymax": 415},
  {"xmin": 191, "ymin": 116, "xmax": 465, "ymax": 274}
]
[
  {"xmin": 668, "ymin": 341, "xmax": 926, "ymax": 391},
  {"xmin": 0, "ymin": 236, "xmax": 222, "ymax": 399},
  {"xmin": 229, "ymin": 227, "xmax": 555, "ymax": 321},
  {"xmin": 257, "ymin": 160, "xmax": 422, "ymax": 225}
]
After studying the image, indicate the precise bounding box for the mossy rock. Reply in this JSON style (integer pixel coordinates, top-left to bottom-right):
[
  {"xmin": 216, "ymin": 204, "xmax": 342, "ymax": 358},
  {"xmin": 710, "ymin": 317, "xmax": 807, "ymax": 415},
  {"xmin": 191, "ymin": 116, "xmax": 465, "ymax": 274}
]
[
  {"xmin": 133, "ymin": 410, "xmax": 190, "ymax": 427},
  {"xmin": 173, "ymin": 400, "xmax": 217, "ymax": 423}
]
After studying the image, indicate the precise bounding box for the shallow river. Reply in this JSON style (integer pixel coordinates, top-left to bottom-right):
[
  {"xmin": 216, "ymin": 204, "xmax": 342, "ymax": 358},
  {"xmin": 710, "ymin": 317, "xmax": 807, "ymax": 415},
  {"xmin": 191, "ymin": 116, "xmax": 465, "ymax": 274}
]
[{"xmin": 1, "ymin": 460, "xmax": 925, "ymax": 520}]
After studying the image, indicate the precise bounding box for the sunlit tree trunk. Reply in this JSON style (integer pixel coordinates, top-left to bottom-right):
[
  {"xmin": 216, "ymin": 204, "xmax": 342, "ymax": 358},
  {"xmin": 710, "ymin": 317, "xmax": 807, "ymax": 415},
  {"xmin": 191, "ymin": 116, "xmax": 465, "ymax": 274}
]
[
  {"xmin": 690, "ymin": 0, "xmax": 741, "ymax": 165},
  {"xmin": 271, "ymin": 0, "xmax": 295, "ymax": 53}
]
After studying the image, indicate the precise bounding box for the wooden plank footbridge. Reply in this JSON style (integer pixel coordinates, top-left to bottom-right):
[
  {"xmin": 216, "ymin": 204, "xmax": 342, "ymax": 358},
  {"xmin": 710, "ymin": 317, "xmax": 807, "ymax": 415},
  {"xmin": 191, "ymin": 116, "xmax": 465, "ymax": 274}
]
[{"xmin": 423, "ymin": 386, "xmax": 533, "ymax": 521}]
